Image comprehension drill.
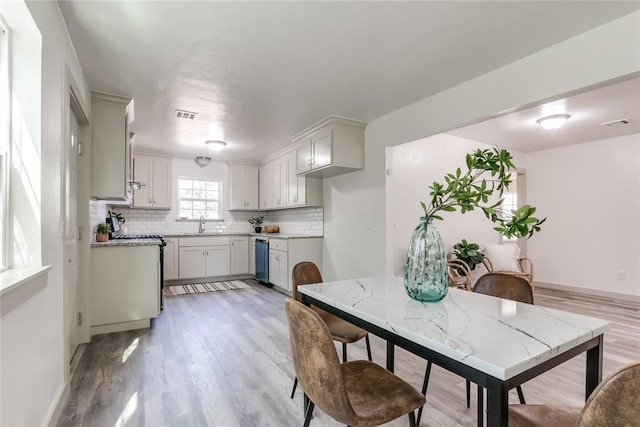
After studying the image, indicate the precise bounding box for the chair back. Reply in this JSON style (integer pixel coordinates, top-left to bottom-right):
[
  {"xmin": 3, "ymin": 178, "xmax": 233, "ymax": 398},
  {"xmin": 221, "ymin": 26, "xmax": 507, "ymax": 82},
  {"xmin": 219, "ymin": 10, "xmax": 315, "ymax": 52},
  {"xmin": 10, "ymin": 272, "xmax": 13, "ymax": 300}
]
[
  {"xmin": 577, "ymin": 362, "xmax": 640, "ymax": 426},
  {"xmin": 473, "ymin": 273, "xmax": 534, "ymax": 304},
  {"xmin": 292, "ymin": 261, "xmax": 323, "ymax": 303},
  {"xmin": 284, "ymin": 299, "xmax": 358, "ymax": 424}
]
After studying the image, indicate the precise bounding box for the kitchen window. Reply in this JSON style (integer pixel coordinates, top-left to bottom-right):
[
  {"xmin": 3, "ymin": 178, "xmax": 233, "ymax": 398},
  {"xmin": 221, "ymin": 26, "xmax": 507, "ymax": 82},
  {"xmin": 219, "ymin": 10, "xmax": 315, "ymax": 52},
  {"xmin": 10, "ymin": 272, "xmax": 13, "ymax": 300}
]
[
  {"xmin": 178, "ymin": 177, "xmax": 221, "ymax": 220},
  {"xmin": 0, "ymin": 17, "xmax": 9, "ymax": 271}
]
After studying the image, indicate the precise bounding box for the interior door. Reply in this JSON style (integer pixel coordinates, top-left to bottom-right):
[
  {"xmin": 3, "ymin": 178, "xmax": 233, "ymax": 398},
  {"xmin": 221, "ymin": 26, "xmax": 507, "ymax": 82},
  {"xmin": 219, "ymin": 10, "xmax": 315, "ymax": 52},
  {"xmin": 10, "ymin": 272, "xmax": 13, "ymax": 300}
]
[{"xmin": 65, "ymin": 111, "xmax": 80, "ymax": 360}]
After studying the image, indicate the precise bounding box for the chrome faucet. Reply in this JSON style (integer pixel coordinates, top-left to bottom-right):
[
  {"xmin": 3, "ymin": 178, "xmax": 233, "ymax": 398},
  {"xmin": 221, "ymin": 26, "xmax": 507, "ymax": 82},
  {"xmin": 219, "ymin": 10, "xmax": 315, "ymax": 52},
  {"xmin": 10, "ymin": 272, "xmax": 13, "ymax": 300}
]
[{"xmin": 198, "ymin": 215, "xmax": 205, "ymax": 234}]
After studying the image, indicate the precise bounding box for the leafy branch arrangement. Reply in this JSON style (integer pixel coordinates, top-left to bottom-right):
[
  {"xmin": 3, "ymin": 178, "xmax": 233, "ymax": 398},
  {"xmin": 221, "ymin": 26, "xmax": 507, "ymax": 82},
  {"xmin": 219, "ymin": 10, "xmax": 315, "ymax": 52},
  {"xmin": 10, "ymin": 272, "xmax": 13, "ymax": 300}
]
[
  {"xmin": 421, "ymin": 147, "xmax": 546, "ymax": 239},
  {"xmin": 248, "ymin": 216, "xmax": 264, "ymax": 226}
]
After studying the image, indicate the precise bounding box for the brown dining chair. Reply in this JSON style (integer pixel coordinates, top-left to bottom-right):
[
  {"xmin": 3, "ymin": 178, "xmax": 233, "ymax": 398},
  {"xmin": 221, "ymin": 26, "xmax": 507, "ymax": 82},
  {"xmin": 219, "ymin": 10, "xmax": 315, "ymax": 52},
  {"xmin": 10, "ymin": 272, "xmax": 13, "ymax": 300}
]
[
  {"xmin": 285, "ymin": 299, "xmax": 426, "ymax": 427},
  {"xmin": 417, "ymin": 273, "xmax": 533, "ymax": 426},
  {"xmin": 509, "ymin": 361, "xmax": 640, "ymax": 426},
  {"xmin": 290, "ymin": 261, "xmax": 372, "ymax": 398}
]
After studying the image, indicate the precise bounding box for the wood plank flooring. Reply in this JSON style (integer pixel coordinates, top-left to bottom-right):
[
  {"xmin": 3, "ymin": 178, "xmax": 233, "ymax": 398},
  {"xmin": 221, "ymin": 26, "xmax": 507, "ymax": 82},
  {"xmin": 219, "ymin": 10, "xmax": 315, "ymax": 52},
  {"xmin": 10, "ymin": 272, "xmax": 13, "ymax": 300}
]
[{"xmin": 57, "ymin": 281, "xmax": 639, "ymax": 426}]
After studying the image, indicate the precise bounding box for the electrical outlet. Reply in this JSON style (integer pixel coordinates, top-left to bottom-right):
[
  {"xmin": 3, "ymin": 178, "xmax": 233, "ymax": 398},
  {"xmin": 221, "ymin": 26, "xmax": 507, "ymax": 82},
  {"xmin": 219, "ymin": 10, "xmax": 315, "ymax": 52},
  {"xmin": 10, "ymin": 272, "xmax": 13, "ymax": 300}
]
[{"xmin": 618, "ymin": 270, "xmax": 626, "ymax": 280}]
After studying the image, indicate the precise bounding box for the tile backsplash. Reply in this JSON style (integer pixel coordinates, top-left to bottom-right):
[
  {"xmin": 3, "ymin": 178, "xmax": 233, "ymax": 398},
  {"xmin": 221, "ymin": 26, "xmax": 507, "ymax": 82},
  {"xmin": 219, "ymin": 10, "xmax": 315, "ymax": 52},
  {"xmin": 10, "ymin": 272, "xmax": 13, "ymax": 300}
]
[{"xmin": 104, "ymin": 202, "xmax": 324, "ymax": 236}]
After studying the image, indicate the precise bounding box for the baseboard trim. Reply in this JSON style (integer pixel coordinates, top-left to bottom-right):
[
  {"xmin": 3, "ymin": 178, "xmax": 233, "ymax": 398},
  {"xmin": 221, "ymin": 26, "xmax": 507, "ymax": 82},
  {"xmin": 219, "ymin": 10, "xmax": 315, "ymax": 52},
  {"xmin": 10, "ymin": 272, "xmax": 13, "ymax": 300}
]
[
  {"xmin": 535, "ymin": 281, "xmax": 640, "ymax": 303},
  {"xmin": 46, "ymin": 382, "xmax": 69, "ymax": 427}
]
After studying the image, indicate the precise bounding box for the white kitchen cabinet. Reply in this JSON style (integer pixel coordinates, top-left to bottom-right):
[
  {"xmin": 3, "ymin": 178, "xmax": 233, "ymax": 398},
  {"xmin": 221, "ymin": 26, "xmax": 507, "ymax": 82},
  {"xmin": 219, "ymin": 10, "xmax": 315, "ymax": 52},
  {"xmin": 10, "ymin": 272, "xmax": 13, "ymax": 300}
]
[
  {"xmin": 259, "ymin": 163, "xmax": 273, "ymax": 209},
  {"xmin": 178, "ymin": 247, "xmax": 206, "ymax": 279},
  {"xmin": 164, "ymin": 238, "xmax": 178, "ymax": 280},
  {"xmin": 268, "ymin": 237, "xmax": 323, "ymax": 294},
  {"xmin": 89, "ymin": 244, "xmax": 160, "ymax": 335},
  {"xmin": 249, "ymin": 236, "xmax": 256, "ymax": 276},
  {"xmin": 132, "ymin": 154, "xmax": 173, "ymax": 209},
  {"xmin": 228, "ymin": 163, "xmax": 259, "ymax": 210},
  {"xmin": 286, "ymin": 152, "xmax": 322, "ymax": 207},
  {"xmin": 269, "ymin": 247, "xmax": 288, "ymax": 290},
  {"xmin": 272, "ymin": 158, "xmax": 287, "ymax": 209},
  {"xmin": 178, "ymin": 236, "xmax": 231, "ymax": 279},
  {"xmin": 231, "ymin": 236, "xmax": 249, "ymax": 274},
  {"xmin": 90, "ymin": 91, "xmax": 134, "ymax": 200},
  {"xmin": 293, "ymin": 115, "xmax": 366, "ymax": 178}
]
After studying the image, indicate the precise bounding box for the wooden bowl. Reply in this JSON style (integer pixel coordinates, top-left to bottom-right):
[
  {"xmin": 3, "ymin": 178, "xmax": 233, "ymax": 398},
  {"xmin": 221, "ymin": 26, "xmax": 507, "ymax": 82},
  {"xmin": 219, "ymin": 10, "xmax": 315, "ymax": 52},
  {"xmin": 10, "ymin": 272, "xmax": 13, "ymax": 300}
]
[{"xmin": 263, "ymin": 225, "xmax": 280, "ymax": 233}]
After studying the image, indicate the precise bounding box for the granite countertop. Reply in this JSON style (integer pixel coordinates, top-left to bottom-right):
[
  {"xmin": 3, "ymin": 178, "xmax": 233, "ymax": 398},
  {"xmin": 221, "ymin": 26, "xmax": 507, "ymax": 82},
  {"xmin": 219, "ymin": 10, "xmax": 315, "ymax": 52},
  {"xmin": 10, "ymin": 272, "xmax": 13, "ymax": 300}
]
[{"xmin": 90, "ymin": 239, "xmax": 164, "ymax": 248}]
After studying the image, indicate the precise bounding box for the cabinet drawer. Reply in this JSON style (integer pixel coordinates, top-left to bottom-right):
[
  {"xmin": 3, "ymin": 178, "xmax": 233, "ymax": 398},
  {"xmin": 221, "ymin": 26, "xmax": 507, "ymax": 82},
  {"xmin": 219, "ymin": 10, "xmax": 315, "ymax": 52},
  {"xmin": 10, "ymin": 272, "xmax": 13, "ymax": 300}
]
[
  {"xmin": 179, "ymin": 236, "xmax": 230, "ymax": 247},
  {"xmin": 269, "ymin": 238, "xmax": 287, "ymax": 251}
]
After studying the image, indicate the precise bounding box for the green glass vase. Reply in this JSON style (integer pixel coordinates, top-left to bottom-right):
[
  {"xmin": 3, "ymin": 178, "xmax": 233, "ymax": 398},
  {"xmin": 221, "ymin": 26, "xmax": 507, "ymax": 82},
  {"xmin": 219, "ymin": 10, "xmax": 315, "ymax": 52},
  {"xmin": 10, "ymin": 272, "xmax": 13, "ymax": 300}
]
[{"xmin": 404, "ymin": 216, "xmax": 448, "ymax": 302}]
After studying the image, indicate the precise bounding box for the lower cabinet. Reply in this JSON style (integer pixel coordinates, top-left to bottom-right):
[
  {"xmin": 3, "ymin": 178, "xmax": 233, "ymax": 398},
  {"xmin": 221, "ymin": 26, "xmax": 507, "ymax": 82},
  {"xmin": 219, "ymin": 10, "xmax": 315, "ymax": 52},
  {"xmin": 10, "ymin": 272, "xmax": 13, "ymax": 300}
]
[
  {"xmin": 164, "ymin": 238, "xmax": 178, "ymax": 280},
  {"xmin": 249, "ymin": 237, "xmax": 256, "ymax": 276},
  {"xmin": 268, "ymin": 237, "xmax": 322, "ymax": 293},
  {"xmin": 177, "ymin": 235, "xmax": 249, "ymax": 280}
]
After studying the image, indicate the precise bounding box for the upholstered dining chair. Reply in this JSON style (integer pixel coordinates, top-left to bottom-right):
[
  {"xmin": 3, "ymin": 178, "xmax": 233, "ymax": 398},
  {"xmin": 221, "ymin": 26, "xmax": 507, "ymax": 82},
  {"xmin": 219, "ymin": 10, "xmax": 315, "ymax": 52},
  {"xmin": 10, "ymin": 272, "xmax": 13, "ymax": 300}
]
[
  {"xmin": 509, "ymin": 361, "xmax": 640, "ymax": 426},
  {"xmin": 290, "ymin": 261, "xmax": 372, "ymax": 399},
  {"xmin": 285, "ymin": 299, "xmax": 426, "ymax": 427},
  {"xmin": 417, "ymin": 273, "xmax": 533, "ymax": 426}
]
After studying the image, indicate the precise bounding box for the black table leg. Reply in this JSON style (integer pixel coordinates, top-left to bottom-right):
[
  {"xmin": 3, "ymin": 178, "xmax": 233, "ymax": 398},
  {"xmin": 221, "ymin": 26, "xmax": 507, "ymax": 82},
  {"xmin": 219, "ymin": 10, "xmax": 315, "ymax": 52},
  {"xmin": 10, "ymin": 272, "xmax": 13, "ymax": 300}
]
[
  {"xmin": 486, "ymin": 379, "xmax": 508, "ymax": 427},
  {"xmin": 586, "ymin": 334, "xmax": 604, "ymax": 399},
  {"xmin": 386, "ymin": 341, "xmax": 395, "ymax": 372}
]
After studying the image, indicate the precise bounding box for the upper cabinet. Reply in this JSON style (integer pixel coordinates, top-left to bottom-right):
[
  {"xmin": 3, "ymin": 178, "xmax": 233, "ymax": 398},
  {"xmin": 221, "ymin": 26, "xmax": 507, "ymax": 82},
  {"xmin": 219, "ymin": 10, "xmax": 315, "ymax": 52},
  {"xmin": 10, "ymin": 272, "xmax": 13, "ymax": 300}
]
[
  {"xmin": 228, "ymin": 163, "xmax": 259, "ymax": 210},
  {"xmin": 90, "ymin": 92, "xmax": 134, "ymax": 200},
  {"xmin": 292, "ymin": 115, "xmax": 367, "ymax": 179},
  {"xmin": 132, "ymin": 154, "xmax": 173, "ymax": 209}
]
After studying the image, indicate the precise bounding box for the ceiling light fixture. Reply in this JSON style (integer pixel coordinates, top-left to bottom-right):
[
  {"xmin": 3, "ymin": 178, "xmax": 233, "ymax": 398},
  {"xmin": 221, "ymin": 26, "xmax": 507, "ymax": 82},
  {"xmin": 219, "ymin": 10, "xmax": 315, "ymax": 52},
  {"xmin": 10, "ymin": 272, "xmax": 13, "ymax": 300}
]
[
  {"xmin": 536, "ymin": 114, "xmax": 571, "ymax": 130},
  {"xmin": 205, "ymin": 139, "xmax": 227, "ymax": 152},
  {"xmin": 195, "ymin": 156, "xmax": 211, "ymax": 167}
]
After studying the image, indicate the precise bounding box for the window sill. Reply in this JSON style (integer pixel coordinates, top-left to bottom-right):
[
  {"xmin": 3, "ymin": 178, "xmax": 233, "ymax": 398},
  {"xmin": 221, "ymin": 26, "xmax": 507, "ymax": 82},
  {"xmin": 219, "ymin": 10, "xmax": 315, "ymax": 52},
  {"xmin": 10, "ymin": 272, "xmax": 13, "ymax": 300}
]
[
  {"xmin": 0, "ymin": 266, "xmax": 52, "ymax": 296},
  {"xmin": 174, "ymin": 218, "xmax": 225, "ymax": 222}
]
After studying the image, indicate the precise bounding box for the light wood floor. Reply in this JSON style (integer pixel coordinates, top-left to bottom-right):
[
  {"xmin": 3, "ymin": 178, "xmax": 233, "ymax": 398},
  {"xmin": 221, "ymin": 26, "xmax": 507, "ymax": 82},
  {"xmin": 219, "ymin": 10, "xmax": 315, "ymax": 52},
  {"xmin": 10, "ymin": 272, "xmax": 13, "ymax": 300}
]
[{"xmin": 57, "ymin": 281, "xmax": 639, "ymax": 427}]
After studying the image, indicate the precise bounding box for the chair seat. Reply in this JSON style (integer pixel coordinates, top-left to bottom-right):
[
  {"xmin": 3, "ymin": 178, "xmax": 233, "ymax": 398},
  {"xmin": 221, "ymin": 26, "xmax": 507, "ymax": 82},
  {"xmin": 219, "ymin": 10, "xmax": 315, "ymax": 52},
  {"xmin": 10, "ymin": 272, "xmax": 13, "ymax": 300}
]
[
  {"xmin": 316, "ymin": 309, "xmax": 368, "ymax": 343},
  {"xmin": 342, "ymin": 360, "xmax": 426, "ymax": 426},
  {"xmin": 509, "ymin": 404, "xmax": 580, "ymax": 427}
]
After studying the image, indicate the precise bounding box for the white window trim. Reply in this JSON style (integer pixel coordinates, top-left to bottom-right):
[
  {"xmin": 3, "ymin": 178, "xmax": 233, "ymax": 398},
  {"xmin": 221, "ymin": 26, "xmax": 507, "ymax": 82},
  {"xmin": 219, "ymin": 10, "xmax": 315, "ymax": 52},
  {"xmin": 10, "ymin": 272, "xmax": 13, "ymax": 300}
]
[
  {"xmin": 177, "ymin": 176, "xmax": 223, "ymax": 221},
  {"xmin": 0, "ymin": 16, "xmax": 10, "ymax": 272}
]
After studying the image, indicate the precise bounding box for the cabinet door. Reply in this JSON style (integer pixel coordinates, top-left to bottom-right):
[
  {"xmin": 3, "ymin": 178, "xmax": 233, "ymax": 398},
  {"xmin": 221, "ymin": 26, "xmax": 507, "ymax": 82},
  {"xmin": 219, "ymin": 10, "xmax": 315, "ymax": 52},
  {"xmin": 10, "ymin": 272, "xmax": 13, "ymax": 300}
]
[
  {"xmin": 206, "ymin": 246, "xmax": 231, "ymax": 277},
  {"xmin": 311, "ymin": 128, "xmax": 332, "ymax": 170},
  {"xmin": 268, "ymin": 249, "xmax": 288, "ymax": 289},
  {"xmin": 273, "ymin": 160, "xmax": 287, "ymax": 208},
  {"xmin": 287, "ymin": 153, "xmax": 306, "ymax": 206},
  {"xmin": 249, "ymin": 239, "xmax": 256, "ymax": 276},
  {"xmin": 229, "ymin": 164, "xmax": 248, "ymax": 210},
  {"xmin": 178, "ymin": 247, "xmax": 206, "ymax": 279},
  {"xmin": 246, "ymin": 166, "xmax": 259, "ymax": 210},
  {"xmin": 132, "ymin": 156, "xmax": 153, "ymax": 207},
  {"xmin": 164, "ymin": 238, "xmax": 178, "ymax": 280},
  {"xmin": 152, "ymin": 158, "xmax": 172, "ymax": 208},
  {"xmin": 295, "ymin": 139, "xmax": 312, "ymax": 174},
  {"xmin": 260, "ymin": 164, "xmax": 274, "ymax": 209},
  {"xmin": 231, "ymin": 237, "xmax": 249, "ymax": 274}
]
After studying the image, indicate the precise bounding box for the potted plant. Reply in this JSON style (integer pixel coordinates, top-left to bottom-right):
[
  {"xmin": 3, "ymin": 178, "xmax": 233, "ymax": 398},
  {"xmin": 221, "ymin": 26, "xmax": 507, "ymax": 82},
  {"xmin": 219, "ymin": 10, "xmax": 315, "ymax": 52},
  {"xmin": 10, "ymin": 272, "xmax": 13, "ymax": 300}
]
[
  {"xmin": 95, "ymin": 222, "xmax": 112, "ymax": 242},
  {"xmin": 452, "ymin": 239, "xmax": 484, "ymax": 271},
  {"xmin": 405, "ymin": 147, "xmax": 546, "ymax": 302},
  {"xmin": 248, "ymin": 216, "xmax": 264, "ymax": 233}
]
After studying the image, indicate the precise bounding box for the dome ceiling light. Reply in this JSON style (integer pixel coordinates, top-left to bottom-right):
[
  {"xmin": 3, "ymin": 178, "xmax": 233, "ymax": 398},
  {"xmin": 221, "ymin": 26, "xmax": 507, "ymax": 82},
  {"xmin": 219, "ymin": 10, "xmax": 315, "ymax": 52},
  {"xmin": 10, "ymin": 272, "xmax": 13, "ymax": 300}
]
[
  {"xmin": 205, "ymin": 139, "xmax": 227, "ymax": 152},
  {"xmin": 536, "ymin": 114, "xmax": 571, "ymax": 130}
]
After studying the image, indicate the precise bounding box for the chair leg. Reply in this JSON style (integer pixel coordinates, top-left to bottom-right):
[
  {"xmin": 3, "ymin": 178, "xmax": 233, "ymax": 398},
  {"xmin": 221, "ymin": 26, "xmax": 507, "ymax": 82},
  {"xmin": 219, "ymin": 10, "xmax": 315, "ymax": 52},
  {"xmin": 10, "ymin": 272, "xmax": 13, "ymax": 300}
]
[
  {"xmin": 342, "ymin": 342, "xmax": 348, "ymax": 362},
  {"xmin": 290, "ymin": 377, "xmax": 298, "ymax": 399},
  {"xmin": 365, "ymin": 335, "xmax": 372, "ymax": 361},
  {"xmin": 477, "ymin": 385, "xmax": 484, "ymax": 427},
  {"xmin": 466, "ymin": 379, "xmax": 471, "ymax": 408},
  {"xmin": 303, "ymin": 401, "xmax": 315, "ymax": 427},
  {"xmin": 408, "ymin": 410, "xmax": 417, "ymax": 427},
  {"xmin": 516, "ymin": 385, "xmax": 526, "ymax": 404},
  {"xmin": 416, "ymin": 361, "xmax": 432, "ymax": 427}
]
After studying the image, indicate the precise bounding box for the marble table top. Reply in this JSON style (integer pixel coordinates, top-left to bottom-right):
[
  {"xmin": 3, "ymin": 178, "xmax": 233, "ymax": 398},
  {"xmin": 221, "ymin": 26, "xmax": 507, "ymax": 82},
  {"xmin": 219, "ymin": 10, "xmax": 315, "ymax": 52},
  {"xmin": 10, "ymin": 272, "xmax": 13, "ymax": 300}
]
[{"xmin": 298, "ymin": 276, "xmax": 610, "ymax": 381}]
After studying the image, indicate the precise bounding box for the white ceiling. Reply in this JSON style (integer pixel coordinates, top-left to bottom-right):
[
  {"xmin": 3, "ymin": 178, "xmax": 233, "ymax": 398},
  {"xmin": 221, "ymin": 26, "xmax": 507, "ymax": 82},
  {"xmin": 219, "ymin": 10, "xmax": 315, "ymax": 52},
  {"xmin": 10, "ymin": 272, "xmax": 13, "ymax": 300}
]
[{"xmin": 58, "ymin": 1, "xmax": 640, "ymax": 162}]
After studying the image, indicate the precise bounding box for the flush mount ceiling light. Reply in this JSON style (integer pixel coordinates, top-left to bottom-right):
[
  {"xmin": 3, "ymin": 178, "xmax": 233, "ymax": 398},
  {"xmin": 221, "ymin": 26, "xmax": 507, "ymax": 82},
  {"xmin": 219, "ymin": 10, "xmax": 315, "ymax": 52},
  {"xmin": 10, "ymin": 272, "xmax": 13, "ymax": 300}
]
[
  {"xmin": 536, "ymin": 114, "xmax": 571, "ymax": 130},
  {"xmin": 205, "ymin": 139, "xmax": 227, "ymax": 152},
  {"xmin": 195, "ymin": 156, "xmax": 211, "ymax": 167}
]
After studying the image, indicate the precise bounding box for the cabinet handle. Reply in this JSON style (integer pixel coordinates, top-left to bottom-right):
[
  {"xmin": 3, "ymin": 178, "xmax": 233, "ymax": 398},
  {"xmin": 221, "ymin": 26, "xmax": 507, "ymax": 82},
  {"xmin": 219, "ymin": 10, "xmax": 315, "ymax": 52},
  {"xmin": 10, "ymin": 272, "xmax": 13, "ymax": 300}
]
[{"xmin": 307, "ymin": 158, "xmax": 312, "ymax": 166}]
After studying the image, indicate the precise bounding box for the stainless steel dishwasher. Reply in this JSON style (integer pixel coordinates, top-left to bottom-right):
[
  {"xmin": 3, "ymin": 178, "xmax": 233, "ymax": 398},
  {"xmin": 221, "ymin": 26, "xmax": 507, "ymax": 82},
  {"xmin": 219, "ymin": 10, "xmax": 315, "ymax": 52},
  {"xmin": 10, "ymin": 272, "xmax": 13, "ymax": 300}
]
[{"xmin": 255, "ymin": 237, "xmax": 271, "ymax": 286}]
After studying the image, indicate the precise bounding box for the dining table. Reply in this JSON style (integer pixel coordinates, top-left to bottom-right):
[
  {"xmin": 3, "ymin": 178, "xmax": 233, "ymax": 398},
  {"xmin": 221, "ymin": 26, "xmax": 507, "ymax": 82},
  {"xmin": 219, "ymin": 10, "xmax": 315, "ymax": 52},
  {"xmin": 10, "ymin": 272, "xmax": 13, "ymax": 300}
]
[{"xmin": 298, "ymin": 275, "xmax": 610, "ymax": 427}]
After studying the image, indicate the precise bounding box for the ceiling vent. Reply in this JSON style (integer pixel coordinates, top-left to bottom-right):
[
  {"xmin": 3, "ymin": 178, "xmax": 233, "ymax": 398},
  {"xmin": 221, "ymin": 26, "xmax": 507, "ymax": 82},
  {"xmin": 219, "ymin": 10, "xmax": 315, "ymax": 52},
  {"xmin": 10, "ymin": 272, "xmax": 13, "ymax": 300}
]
[
  {"xmin": 175, "ymin": 109, "xmax": 198, "ymax": 120},
  {"xmin": 600, "ymin": 119, "xmax": 630, "ymax": 127}
]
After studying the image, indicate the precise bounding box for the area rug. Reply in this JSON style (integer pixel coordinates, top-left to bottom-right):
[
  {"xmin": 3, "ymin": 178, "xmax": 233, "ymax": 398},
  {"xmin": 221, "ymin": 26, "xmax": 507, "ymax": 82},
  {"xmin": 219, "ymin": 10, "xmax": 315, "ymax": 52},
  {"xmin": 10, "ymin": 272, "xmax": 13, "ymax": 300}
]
[{"xmin": 165, "ymin": 280, "xmax": 250, "ymax": 296}]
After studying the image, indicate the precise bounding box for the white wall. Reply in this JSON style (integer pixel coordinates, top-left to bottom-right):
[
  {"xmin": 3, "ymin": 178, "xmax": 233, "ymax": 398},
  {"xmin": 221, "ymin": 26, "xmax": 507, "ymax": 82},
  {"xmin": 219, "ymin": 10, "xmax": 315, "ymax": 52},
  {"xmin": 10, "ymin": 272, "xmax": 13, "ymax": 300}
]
[
  {"xmin": 526, "ymin": 134, "xmax": 640, "ymax": 296},
  {"xmin": 321, "ymin": 11, "xmax": 640, "ymax": 282},
  {"xmin": 0, "ymin": 1, "xmax": 90, "ymax": 425},
  {"xmin": 388, "ymin": 134, "xmax": 525, "ymax": 276}
]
